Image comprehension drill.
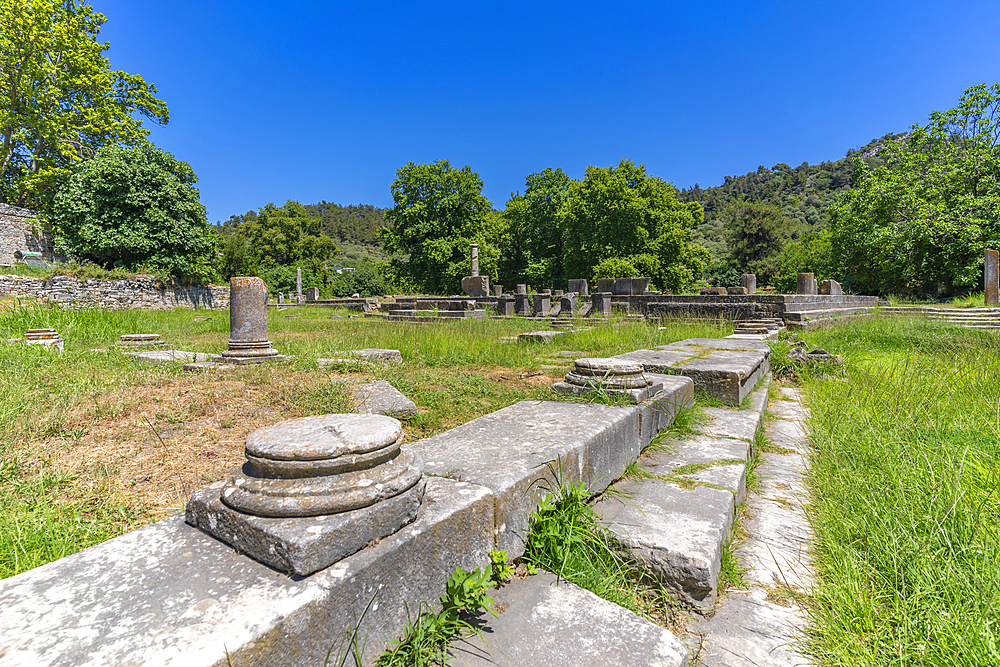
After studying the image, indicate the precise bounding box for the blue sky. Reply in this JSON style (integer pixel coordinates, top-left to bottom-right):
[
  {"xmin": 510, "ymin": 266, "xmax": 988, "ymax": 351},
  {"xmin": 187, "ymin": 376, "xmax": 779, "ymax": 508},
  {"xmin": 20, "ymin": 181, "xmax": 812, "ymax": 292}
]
[{"xmin": 95, "ymin": 0, "xmax": 1000, "ymax": 223}]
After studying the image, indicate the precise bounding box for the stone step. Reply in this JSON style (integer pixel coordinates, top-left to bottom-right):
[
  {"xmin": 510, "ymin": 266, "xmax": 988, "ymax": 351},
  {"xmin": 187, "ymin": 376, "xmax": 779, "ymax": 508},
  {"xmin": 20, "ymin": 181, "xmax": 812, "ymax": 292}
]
[
  {"xmin": 593, "ymin": 378, "xmax": 769, "ymax": 609},
  {"xmin": 449, "ymin": 571, "xmax": 689, "ymax": 666}
]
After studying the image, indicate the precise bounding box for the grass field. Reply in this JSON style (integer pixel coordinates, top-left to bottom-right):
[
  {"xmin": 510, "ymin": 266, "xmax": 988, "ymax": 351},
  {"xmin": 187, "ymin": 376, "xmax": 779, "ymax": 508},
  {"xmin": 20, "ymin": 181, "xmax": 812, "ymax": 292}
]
[
  {"xmin": 800, "ymin": 316, "xmax": 1000, "ymax": 666},
  {"xmin": 0, "ymin": 301, "xmax": 728, "ymax": 579}
]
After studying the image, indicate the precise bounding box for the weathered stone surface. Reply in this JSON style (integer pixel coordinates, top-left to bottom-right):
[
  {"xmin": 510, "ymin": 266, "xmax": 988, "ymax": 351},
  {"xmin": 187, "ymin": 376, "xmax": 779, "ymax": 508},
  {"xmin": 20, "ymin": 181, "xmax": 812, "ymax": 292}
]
[
  {"xmin": 641, "ymin": 435, "xmax": 751, "ymax": 476},
  {"xmin": 796, "ymin": 272, "xmax": 816, "ymax": 295},
  {"xmin": 517, "ymin": 330, "xmax": 564, "ymax": 343},
  {"xmin": 595, "ymin": 481, "xmax": 735, "ymax": 609},
  {"xmin": 686, "ymin": 463, "xmax": 747, "ymax": 504},
  {"xmin": 559, "ymin": 293, "xmax": 578, "ymax": 314},
  {"xmin": 590, "ymin": 292, "xmax": 611, "ymax": 316},
  {"xmin": 305, "ymin": 286, "xmax": 319, "ymax": 301},
  {"xmin": 638, "ymin": 374, "xmax": 695, "ymax": 449},
  {"xmin": 727, "ymin": 286, "xmax": 748, "ymax": 295},
  {"xmin": 221, "ymin": 277, "xmax": 283, "ymax": 364},
  {"xmin": 126, "ymin": 349, "xmax": 213, "ymax": 364},
  {"xmin": 567, "ymin": 278, "xmax": 588, "ymax": 295},
  {"xmin": 118, "ymin": 333, "xmax": 163, "ymax": 346},
  {"xmin": 183, "ymin": 361, "xmax": 236, "ymax": 372},
  {"xmin": 515, "ymin": 283, "xmax": 526, "ymax": 295},
  {"xmin": 351, "ymin": 380, "xmax": 417, "ymax": 418},
  {"xmin": 450, "ymin": 571, "xmax": 689, "ymax": 667},
  {"xmin": 532, "ymin": 294, "xmax": 551, "ymax": 316},
  {"xmin": 408, "ymin": 400, "xmax": 640, "ymax": 557},
  {"xmin": 514, "ymin": 293, "xmax": 531, "ymax": 315},
  {"xmin": 462, "ymin": 275, "xmax": 489, "ymax": 298},
  {"xmin": 741, "ymin": 273, "xmax": 757, "ymax": 294},
  {"xmin": 686, "ymin": 589, "xmax": 810, "ymax": 667},
  {"xmin": 0, "ymin": 477, "xmax": 495, "ymax": 667},
  {"xmin": 698, "ymin": 407, "xmax": 760, "ymax": 442},
  {"xmin": 324, "ymin": 348, "xmax": 403, "ymax": 365},
  {"xmin": 553, "ymin": 356, "xmax": 653, "ymax": 403},
  {"xmin": 613, "ymin": 348, "xmax": 700, "ymax": 372},
  {"xmin": 495, "ymin": 296, "xmax": 515, "ymax": 316},
  {"xmin": 187, "ymin": 475, "xmax": 425, "ymax": 575},
  {"xmin": 819, "ymin": 279, "xmax": 842, "ymax": 296},
  {"xmin": 987, "ymin": 249, "xmax": 999, "ymax": 306}
]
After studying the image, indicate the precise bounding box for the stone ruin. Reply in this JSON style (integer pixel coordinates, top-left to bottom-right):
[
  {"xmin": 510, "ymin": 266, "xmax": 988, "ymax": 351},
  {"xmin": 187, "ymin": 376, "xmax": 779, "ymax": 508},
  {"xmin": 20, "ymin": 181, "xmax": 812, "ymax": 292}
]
[
  {"xmin": 186, "ymin": 413, "xmax": 425, "ymax": 575},
  {"xmin": 216, "ymin": 276, "xmax": 287, "ymax": 365},
  {"xmin": 461, "ymin": 243, "xmax": 489, "ymax": 298}
]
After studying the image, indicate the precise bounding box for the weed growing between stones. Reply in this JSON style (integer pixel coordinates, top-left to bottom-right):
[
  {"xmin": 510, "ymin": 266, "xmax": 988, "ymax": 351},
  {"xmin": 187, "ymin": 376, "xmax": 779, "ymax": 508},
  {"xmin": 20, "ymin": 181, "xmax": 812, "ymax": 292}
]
[
  {"xmin": 521, "ymin": 475, "xmax": 685, "ymax": 631},
  {"xmin": 376, "ymin": 566, "xmax": 497, "ymax": 667}
]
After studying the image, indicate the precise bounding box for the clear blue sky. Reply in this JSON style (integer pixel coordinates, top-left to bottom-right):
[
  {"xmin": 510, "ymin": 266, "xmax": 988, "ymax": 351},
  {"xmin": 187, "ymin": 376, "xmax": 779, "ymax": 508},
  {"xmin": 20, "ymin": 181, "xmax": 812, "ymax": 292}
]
[{"xmin": 95, "ymin": 0, "xmax": 1000, "ymax": 223}]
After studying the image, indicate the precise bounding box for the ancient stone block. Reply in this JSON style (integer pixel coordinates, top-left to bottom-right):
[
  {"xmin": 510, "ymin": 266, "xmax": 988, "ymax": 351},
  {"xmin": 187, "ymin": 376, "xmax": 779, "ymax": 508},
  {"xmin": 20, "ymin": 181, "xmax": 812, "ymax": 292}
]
[
  {"xmin": 515, "ymin": 284, "xmax": 527, "ymax": 295},
  {"xmin": 532, "ymin": 294, "xmax": 550, "ymax": 316},
  {"xmin": 700, "ymin": 287, "xmax": 727, "ymax": 295},
  {"xmin": 560, "ymin": 293, "xmax": 578, "ymax": 315},
  {"xmin": 461, "ymin": 275, "xmax": 489, "ymax": 298},
  {"xmin": 496, "ymin": 296, "xmax": 515, "ymax": 316},
  {"xmin": 741, "ymin": 273, "xmax": 757, "ymax": 294},
  {"xmin": 590, "ymin": 292, "xmax": 611, "ymax": 316},
  {"xmin": 727, "ymin": 287, "xmax": 747, "ymax": 295},
  {"xmin": 818, "ymin": 279, "xmax": 842, "ymax": 296},
  {"xmin": 493, "ymin": 284, "xmax": 503, "ymax": 297},
  {"xmin": 514, "ymin": 294, "xmax": 531, "ymax": 315},
  {"xmin": 567, "ymin": 279, "xmax": 589, "ymax": 295},
  {"xmin": 305, "ymin": 287, "xmax": 319, "ymax": 301},
  {"xmin": 351, "ymin": 380, "xmax": 418, "ymax": 419},
  {"xmin": 552, "ymin": 357, "xmax": 652, "ymax": 404}
]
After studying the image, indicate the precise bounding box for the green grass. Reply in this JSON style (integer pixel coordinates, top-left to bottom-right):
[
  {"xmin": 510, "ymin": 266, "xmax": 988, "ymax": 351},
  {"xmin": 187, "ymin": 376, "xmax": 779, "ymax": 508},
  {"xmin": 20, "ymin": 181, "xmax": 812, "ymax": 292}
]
[
  {"xmin": 799, "ymin": 315, "xmax": 1000, "ymax": 666},
  {"xmin": 0, "ymin": 302, "xmax": 721, "ymax": 580},
  {"xmin": 522, "ymin": 474, "xmax": 683, "ymax": 629}
]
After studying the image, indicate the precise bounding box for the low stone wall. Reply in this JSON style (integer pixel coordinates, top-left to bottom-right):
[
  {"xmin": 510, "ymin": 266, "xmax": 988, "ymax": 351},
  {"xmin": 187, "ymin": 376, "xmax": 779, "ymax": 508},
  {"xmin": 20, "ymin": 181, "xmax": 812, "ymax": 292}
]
[
  {"xmin": 0, "ymin": 274, "xmax": 229, "ymax": 310},
  {"xmin": 0, "ymin": 203, "xmax": 52, "ymax": 265}
]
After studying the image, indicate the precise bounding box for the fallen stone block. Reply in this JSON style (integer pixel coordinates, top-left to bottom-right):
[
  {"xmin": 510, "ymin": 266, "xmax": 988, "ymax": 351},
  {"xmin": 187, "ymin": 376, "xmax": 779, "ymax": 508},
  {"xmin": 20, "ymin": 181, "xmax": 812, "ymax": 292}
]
[
  {"xmin": 595, "ymin": 481, "xmax": 735, "ymax": 609},
  {"xmin": 125, "ymin": 349, "xmax": 213, "ymax": 365},
  {"xmin": 351, "ymin": 380, "xmax": 418, "ymax": 418},
  {"xmin": 322, "ymin": 348, "xmax": 403, "ymax": 365},
  {"xmin": 449, "ymin": 571, "xmax": 689, "ymax": 666},
  {"xmin": 518, "ymin": 330, "xmax": 565, "ymax": 343}
]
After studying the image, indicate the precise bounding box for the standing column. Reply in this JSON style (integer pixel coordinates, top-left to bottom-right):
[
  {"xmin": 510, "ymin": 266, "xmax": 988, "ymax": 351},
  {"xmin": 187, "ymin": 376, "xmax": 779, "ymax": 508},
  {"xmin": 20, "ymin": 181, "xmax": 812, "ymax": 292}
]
[
  {"xmin": 296, "ymin": 267, "xmax": 303, "ymax": 298},
  {"xmin": 470, "ymin": 244, "xmax": 479, "ymax": 277},
  {"xmin": 796, "ymin": 273, "xmax": 816, "ymax": 295},
  {"xmin": 219, "ymin": 277, "xmax": 284, "ymax": 364},
  {"xmin": 987, "ymin": 249, "xmax": 999, "ymax": 306}
]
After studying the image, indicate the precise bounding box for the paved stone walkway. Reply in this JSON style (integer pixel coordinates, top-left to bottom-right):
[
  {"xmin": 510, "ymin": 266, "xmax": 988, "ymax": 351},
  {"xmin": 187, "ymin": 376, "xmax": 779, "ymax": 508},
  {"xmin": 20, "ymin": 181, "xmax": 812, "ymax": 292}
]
[{"xmin": 685, "ymin": 386, "xmax": 815, "ymax": 666}]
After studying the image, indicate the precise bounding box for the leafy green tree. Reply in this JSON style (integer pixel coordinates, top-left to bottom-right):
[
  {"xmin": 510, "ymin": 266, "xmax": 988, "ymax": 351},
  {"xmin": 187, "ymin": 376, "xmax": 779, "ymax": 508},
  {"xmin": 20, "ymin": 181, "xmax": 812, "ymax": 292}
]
[
  {"xmin": 239, "ymin": 200, "xmax": 338, "ymax": 272},
  {"xmin": 830, "ymin": 84, "xmax": 1000, "ymax": 296},
  {"xmin": 560, "ymin": 160, "xmax": 709, "ymax": 293},
  {"xmin": 0, "ymin": 0, "xmax": 168, "ymax": 208},
  {"xmin": 219, "ymin": 232, "xmax": 257, "ymax": 280},
  {"xmin": 722, "ymin": 200, "xmax": 785, "ymax": 284},
  {"xmin": 773, "ymin": 230, "xmax": 836, "ymax": 293},
  {"xmin": 379, "ymin": 159, "xmax": 500, "ymax": 294},
  {"xmin": 49, "ymin": 144, "xmax": 215, "ymax": 282},
  {"xmin": 502, "ymin": 168, "xmax": 572, "ymax": 288}
]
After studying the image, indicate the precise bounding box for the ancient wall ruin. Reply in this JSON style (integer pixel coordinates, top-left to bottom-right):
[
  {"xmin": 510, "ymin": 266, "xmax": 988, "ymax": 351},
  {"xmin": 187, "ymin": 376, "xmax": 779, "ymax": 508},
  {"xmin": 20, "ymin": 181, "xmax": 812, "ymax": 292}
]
[{"xmin": 0, "ymin": 274, "xmax": 228, "ymax": 310}]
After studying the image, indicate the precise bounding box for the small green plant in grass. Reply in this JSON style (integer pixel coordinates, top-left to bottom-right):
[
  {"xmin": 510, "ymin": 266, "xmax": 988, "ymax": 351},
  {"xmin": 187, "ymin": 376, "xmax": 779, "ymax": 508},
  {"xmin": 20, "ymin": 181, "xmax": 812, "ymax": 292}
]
[{"xmin": 376, "ymin": 566, "xmax": 496, "ymax": 667}]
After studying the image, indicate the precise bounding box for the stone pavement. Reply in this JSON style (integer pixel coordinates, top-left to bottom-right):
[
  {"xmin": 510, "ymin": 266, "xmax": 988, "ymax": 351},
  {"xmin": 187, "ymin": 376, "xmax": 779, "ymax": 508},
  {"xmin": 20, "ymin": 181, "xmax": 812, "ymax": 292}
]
[{"xmin": 684, "ymin": 386, "xmax": 815, "ymax": 666}]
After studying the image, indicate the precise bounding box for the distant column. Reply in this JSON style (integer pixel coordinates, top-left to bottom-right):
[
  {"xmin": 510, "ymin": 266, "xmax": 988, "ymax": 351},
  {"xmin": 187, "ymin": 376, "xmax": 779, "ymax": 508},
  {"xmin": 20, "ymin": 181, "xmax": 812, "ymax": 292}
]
[
  {"xmin": 220, "ymin": 277, "xmax": 282, "ymax": 364},
  {"xmin": 470, "ymin": 244, "xmax": 479, "ymax": 277},
  {"xmin": 987, "ymin": 249, "xmax": 999, "ymax": 306},
  {"xmin": 796, "ymin": 273, "xmax": 816, "ymax": 295},
  {"xmin": 741, "ymin": 274, "xmax": 757, "ymax": 295},
  {"xmin": 296, "ymin": 267, "xmax": 302, "ymax": 297}
]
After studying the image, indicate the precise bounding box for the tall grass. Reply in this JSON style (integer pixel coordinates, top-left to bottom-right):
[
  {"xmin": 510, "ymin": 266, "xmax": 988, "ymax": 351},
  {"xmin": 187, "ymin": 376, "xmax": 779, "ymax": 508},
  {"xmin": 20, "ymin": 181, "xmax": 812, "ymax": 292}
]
[{"xmin": 802, "ymin": 316, "xmax": 1000, "ymax": 666}]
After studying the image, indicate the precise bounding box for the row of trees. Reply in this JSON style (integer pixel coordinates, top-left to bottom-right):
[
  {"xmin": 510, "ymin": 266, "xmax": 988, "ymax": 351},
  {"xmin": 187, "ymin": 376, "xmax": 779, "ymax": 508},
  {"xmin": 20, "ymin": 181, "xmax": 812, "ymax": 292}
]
[{"xmin": 379, "ymin": 159, "xmax": 709, "ymax": 295}]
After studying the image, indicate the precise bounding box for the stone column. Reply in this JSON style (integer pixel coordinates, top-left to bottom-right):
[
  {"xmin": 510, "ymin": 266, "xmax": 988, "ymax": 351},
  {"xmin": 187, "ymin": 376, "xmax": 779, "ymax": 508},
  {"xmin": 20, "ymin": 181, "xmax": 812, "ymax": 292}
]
[
  {"xmin": 591, "ymin": 292, "xmax": 612, "ymax": 316},
  {"xmin": 493, "ymin": 285, "xmax": 503, "ymax": 297},
  {"xmin": 296, "ymin": 267, "xmax": 302, "ymax": 297},
  {"xmin": 470, "ymin": 244, "xmax": 479, "ymax": 277},
  {"xmin": 741, "ymin": 274, "xmax": 757, "ymax": 294},
  {"xmin": 796, "ymin": 273, "xmax": 816, "ymax": 295},
  {"xmin": 532, "ymin": 294, "xmax": 551, "ymax": 317},
  {"xmin": 986, "ymin": 249, "xmax": 999, "ymax": 306},
  {"xmin": 515, "ymin": 284, "xmax": 526, "ymax": 295},
  {"xmin": 220, "ymin": 277, "xmax": 283, "ymax": 364}
]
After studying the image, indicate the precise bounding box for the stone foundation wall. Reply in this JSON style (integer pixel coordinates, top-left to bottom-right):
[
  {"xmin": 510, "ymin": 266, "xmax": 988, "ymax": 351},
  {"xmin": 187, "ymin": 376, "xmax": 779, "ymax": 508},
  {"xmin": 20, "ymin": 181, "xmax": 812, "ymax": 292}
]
[
  {"xmin": 0, "ymin": 274, "xmax": 229, "ymax": 310},
  {"xmin": 0, "ymin": 204, "xmax": 52, "ymax": 265}
]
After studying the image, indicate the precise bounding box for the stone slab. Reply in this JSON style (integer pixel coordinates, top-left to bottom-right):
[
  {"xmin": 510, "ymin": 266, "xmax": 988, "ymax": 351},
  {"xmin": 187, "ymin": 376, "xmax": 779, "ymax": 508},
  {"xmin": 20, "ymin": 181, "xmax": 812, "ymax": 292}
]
[
  {"xmin": 687, "ymin": 463, "xmax": 747, "ymax": 505},
  {"xmin": 324, "ymin": 348, "xmax": 402, "ymax": 364},
  {"xmin": 408, "ymin": 400, "xmax": 640, "ymax": 557},
  {"xmin": 351, "ymin": 380, "xmax": 418, "ymax": 418},
  {"xmin": 640, "ymin": 435, "xmax": 751, "ymax": 476},
  {"xmin": 449, "ymin": 571, "xmax": 689, "ymax": 666},
  {"xmin": 0, "ymin": 477, "xmax": 495, "ymax": 667},
  {"xmin": 125, "ymin": 349, "xmax": 213, "ymax": 364},
  {"xmin": 183, "ymin": 361, "xmax": 236, "ymax": 372},
  {"xmin": 613, "ymin": 348, "xmax": 701, "ymax": 371},
  {"xmin": 660, "ymin": 338, "xmax": 770, "ymax": 352},
  {"xmin": 595, "ymin": 481, "xmax": 735, "ymax": 609},
  {"xmin": 517, "ymin": 330, "xmax": 565, "ymax": 343},
  {"xmin": 686, "ymin": 588, "xmax": 811, "ymax": 667},
  {"xmin": 697, "ymin": 407, "xmax": 760, "ymax": 442},
  {"xmin": 638, "ymin": 374, "xmax": 695, "ymax": 449},
  {"xmin": 673, "ymin": 350, "xmax": 767, "ymax": 406}
]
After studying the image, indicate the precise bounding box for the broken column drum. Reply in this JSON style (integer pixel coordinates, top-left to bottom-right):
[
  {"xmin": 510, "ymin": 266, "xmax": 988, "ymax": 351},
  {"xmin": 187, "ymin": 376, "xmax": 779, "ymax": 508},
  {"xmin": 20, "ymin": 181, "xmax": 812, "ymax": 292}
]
[
  {"xmin": 552, "ymin": 357, "xmax": 652, "ymax": 403},
  {"xmin": 470, "ymin": 244, "xmax": 479, "ymax": 276},
  {"xmin": 186, "ymin": 413, "xmax": 426, "ymax": 576},
  {"xmin": 220, "ymin": 276, "xmax": 282, "ymax": 364},
  {"xmin": 986, "ymin": 249, "xmax": 999, "ymax": 306}
]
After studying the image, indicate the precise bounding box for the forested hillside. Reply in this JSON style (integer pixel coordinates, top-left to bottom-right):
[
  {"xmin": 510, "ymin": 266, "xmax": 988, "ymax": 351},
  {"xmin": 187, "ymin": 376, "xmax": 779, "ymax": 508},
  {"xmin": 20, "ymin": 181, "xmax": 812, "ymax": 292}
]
[
  {"xmin": 219, "ymin": 201, "xmax": 387, "ymax": 246},
  {"xmin": 678, "ymin": 134, "xmax": 895, "ymax": 258}
]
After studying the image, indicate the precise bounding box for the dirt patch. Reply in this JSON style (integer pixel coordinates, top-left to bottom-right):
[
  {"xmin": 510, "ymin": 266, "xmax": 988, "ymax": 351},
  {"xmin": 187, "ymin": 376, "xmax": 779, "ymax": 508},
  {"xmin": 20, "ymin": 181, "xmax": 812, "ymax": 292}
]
[{"xmin": 33, "ymin": 371, "xmax": 338, "ymax": 519}]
